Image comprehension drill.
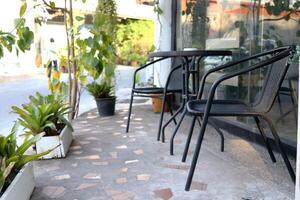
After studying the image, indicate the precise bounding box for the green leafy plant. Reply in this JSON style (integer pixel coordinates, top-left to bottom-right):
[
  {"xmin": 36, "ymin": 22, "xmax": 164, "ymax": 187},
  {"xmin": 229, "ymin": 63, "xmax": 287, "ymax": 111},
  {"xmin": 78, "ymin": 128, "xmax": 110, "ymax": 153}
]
[
  {"xmin": 0, "ymin": 1, "xmax": 34, "ymax": 58},
  {"xmin": 76, "ymin": 0, "xmax": 117, "ymax": 84},
  {"xmin": 86, "ymin": 81, "xmax": 113, "ymax": 99},
  {"xmin": 116, "ymin": 19, "xmax": 154, "ymax": 66},
  {"xmin": 12, "ymin": 93, "xmax": 72, "ymax": 136},
  {"xmin": 0, "ymin": 123, "xmax": 56, "ymax": 194}
]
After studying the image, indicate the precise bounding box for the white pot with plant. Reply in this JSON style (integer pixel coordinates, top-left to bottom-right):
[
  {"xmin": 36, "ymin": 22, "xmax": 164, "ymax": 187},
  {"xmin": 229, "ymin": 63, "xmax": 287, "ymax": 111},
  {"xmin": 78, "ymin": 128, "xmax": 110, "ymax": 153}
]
[
  {"xmin": 12, "ymin": 92, "xmax": 73, "ymax": 159},
  {"xmin": 0, "ymin": 123, "xmax": 55, "ymax": 200}
]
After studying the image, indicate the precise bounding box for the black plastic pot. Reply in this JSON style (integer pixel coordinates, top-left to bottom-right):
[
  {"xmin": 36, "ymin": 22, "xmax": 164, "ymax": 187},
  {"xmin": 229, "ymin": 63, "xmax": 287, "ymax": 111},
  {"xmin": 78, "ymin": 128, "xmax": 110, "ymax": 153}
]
[{"xmin": 95, "ymin": 96, "xmax": 116, "ymax": 116}]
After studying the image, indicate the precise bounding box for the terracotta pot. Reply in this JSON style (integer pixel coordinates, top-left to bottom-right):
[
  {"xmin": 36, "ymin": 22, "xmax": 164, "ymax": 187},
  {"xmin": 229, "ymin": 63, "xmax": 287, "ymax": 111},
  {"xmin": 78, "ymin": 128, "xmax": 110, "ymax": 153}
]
[
  {"xmin": 151, "ymin": 94, "xmax": 172, "ymax": 113},
  {"xmin": 35, "ymin": 53, "xmax": 42, "ymax": 67}
]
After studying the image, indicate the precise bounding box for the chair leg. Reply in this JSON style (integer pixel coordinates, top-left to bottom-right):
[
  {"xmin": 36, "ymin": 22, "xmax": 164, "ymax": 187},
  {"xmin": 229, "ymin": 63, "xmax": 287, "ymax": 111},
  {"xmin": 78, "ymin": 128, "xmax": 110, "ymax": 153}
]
[
  {"xmin": 254, "ymin": 117, "xmax": 276, "ymax": 163},
  {"xmin": 166, "ymin": 96, "xmax": 177, "ymax": 125},
  {"xmin": 157, "ymin": 92, "xmax": 168, "ymax": 141},
  {"xmin": 277, "ymin": 94, "xmax": 285, "ymax": 123},
  {"xmin": 126, "ymin": 92, "xmax": 134, "ymax": 133},
  {"xmin": 170, "ymin": 107, "xmax": 187, "ymax": 155},
  {"xmin": 289, "ymin": 80, "xmax": 298, "ymax": 124},
  {"xmin": 182, "ymin": 116, "xmax": 197, "ymax": 162},
  {"xmin": 262, "ymin": 116, "xmax": 295, "ymax": 183},
  {"xmin": 196, "ymin": 117, "xmax": 201, "ymax": 127},
  {"xmin": 161, "ymin": 103, "xmax": 184, "ymax": 143},
  {"xmin": 207, "ymin": 119, "xmax": 225, "ymax": 152},
  {"xmin": 185, "ymin": 115, "xmax": 209, "ymax": 191},
  {"xmin": 197, "ymin": 117, "xmax": 224, "ymax": 152}
]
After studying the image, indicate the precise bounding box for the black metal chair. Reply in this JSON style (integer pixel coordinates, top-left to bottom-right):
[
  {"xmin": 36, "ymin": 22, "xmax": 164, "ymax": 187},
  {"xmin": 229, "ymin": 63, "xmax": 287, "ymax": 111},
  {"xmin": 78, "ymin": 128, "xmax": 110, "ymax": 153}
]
[
  {"xmin": 126, "ymin": 57, "xmax": 184, "ymax": 133},
  {"xmin": 276, "ymin": 74, "xmax": 298, "ymax": 124},
  {"xmin": 182, "ymin": 46, "xmax": 296, "ymax": 191}
]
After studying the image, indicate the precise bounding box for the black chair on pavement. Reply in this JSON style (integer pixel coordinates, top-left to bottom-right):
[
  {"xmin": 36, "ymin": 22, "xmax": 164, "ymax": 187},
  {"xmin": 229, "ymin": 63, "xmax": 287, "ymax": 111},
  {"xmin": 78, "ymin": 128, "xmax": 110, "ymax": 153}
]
[
  {"xmin": 126, "ymin": 57, "xmax": 184, "ymax": 133},
  {"xmin": 182, "ymin": 46, "xmax": 296, "ymax": 191}
]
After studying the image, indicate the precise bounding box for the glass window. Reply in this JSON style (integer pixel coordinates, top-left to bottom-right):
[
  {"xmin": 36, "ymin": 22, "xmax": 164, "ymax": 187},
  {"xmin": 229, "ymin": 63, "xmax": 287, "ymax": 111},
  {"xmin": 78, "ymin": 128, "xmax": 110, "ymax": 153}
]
[{"xmin": 177, "ymin": 0, "xmax": 299, "ymax": 145}]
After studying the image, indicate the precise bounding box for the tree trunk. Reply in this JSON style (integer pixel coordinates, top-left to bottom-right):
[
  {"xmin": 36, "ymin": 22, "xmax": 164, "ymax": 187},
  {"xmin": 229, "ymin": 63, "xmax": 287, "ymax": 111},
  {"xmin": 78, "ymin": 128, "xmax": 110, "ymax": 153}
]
[{"xmin": 68, "ymin": 0, "xmax": 78, "ymax": 120}]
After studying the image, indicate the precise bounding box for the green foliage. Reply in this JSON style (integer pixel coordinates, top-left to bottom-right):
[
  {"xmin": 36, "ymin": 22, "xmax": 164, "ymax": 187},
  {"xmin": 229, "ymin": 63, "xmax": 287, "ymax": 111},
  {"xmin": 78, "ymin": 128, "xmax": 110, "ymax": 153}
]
[
  {"xmin": 76, "ymin": 0, "xmax": 117, "ymax": 84},
  {"xmin": 0, "ymin": 123, "xmax": 55, "ymax": 193},
  {"xmin": 86, "ymin": 81, "xmax": 113, "ymax": 99},
  {"xmin": 288, "ymin": 45, "xmax": 300, "ymax": 64},
  {"xmin": 265, "ymin": 0, "xmax": 291, "ymax": 16},
  {"xmin": 154, "ymin": 0, "xmax": 163, "ymax": 15},
  {"xmin": 12, "ymin": 93, "xmax": 72, "ymax": 136},
  {"xmin": 116, "ymin": 19, "xmax": 154, "ymax": 66},
  {"xmin": 0, "ymin": 1, "xmax": 34, "ymax": 59}
]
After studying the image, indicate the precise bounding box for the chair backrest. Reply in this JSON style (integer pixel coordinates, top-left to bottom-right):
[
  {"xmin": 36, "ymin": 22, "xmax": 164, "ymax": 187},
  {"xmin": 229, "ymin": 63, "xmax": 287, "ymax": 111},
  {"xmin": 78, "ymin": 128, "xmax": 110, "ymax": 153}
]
[{"xmin": 249, "ymin": 46, "xmax": 295, "ymax": 113}]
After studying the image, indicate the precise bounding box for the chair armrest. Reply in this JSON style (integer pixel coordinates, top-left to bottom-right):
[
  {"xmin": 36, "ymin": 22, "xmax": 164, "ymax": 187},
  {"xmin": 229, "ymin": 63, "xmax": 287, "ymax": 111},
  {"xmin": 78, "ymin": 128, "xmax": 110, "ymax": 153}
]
[
  {"xmin": 197, "ymin": 46, "xmax": 293, "ymax": 99},
  {"xmin": 132, "ymin": 57, "xmax": 168, "ymax": 89}
]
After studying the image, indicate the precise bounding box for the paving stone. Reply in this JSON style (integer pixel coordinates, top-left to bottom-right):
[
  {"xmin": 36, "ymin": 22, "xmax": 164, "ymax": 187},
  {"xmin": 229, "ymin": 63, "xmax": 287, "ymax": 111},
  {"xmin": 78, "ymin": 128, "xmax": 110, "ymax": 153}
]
[
  {"xmin": 79, "ymin": 141, "xmax": 91, "ymax": 145},
  {"xmin": 191, "ymin": 181, "xmax": 208, "ymax": 191},
  {"xmin": 174, "ymin": 139, "xmax": 182, "ymax": 144},
  {"xmin": 72, "ymin": 151, "xmax": 83, "ymax": 155},
  {"xmin": 120, "ymin": 167, "xmax": 128, "ymax": 173},
  {"xmin": 71, "ymin": 163, "xmax": 78, "ymax": 167},
  {"xmin": 92, "ymin": 147, "xmax": 103, "ymax": 152},
  {"xmin": 87, "ymin": 116, "xmax": 97, "ymax": 119},
  {"xmin": 116, "ymin": 145, "xmax": 128, "ymax": 150},
  {"xmin": 128, "ymin": 138, "xmax": 136, "ymax": 142},
  {"xmin": 105, "ymin": 189, "xmax": 122, "ymax": 196},
  {"xmin": 53, "ymin": 174, "xmax": 71, "ymax": 180},
  {"xmin": 133, "ymin": 149, "xmax": 144, "ymax": 155},
  {"xmin": 86, "ymin": 136, "xmax": 101, "ymax": 141},
  {"xmin": 105, "ymin": 189, "xmax": 135, "ymax": 200},
  {"xmin": 115, "ymin": 177, "xmax": 127, "ymax": 184},
  {"xmin": 125, "ymin": 160, "xmax": 138, "ymax": 164},
  {"xmin": 75, "ymin": 155, "xmax": 101, "ymax": 160},
  {"xmin": 111, "ymin": 191, "xmax": 135, "ymax": 200},
  {"xmin": 42, "ymin": 186, "xmax": 66, "ymax": 198},
  {"xmin": 45, "ymin": 165, "xmax": 60, "ymax": 172},
  {"xmin": 92, "ymin": 161, "xmax": 109, "ymax": 166},
  {"xmin": 83, "ymin": 173, "xmax": 101, "ymax": 180},
  {"xmin": 162, "ymin": 164, "xmax": 190, "ymax": 171},
  {"xmin": 69, "ymin": 146, "xmax": 82, "ymax": 151},
  {"xmin": 76, "ymin": 183, "xmax": 98, "ymax": 190},
  {"xmin": 137, "ymin": 174, "xmax": 150, "ymax": 182},
  {"xmin": 109, "ymin": 152, "xmax": 118, "ymax": 159},
  {"xmin": 154, "ymin": 188, "xmax": 173, "ymax": 200}
]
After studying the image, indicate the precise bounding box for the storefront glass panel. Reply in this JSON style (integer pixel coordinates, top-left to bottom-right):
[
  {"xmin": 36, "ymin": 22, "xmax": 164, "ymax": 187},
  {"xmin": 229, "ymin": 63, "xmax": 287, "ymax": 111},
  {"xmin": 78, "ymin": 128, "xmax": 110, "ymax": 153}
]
[{"xmin": 176, "ymin": 0, "xmax": 299, "ymax": 146}]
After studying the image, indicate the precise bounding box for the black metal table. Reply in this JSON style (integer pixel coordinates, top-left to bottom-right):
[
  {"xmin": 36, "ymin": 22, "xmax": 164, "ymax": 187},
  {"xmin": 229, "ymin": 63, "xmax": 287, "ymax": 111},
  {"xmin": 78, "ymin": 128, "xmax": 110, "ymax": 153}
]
[{"xmin": 149, "ymin": 50, "xmax": 232, "ymax": 146}]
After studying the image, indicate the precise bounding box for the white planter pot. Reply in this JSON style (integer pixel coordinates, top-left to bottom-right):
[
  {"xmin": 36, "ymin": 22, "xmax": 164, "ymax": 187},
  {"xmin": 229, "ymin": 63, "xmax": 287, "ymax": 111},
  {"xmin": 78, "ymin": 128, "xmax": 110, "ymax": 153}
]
[
  {"xmin": 36, "ymin": 125, "xmax": 73, "ymax": 159},
  {"xmin": 0, "ymin": 163, "xmax": 35, "ymax": 200}
]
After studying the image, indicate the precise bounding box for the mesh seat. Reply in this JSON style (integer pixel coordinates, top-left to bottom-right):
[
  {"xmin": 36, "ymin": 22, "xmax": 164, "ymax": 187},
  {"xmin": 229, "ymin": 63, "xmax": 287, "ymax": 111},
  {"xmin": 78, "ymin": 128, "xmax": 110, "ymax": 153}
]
[
  {"xmin": 187, "ymin": 100, "xmax": 254, "ymax": 116},
  {"xmin": 133, "ymin": 87, "xmax": 181, "ymax": 94}
]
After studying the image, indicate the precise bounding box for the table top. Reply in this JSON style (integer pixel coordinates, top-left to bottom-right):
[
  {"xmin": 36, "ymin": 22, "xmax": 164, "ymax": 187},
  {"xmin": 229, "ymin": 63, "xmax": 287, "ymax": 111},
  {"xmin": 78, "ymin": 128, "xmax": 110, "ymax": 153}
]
[{"xmin": 149, "ymin": 50, "xmax": 232, "ymax": 58}]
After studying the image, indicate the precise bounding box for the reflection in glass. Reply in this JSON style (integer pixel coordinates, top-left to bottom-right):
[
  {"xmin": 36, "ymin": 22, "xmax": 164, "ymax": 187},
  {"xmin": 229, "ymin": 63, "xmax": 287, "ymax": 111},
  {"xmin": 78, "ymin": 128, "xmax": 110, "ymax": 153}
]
[{"xmin": 177, "ymin": 0, "xmax": 299, "ymax": 145}]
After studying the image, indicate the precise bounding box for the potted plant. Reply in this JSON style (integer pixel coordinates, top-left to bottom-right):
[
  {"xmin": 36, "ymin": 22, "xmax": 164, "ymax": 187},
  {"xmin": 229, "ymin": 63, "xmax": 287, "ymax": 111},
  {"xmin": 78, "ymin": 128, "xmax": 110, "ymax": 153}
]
[
  {"xmin": 86, "ymin": 81, "xmax": 116, "ymax": 116},
  {"xmin": 150, "ymin": 93, "xmax": 172, "ymax": 113},
  {"xmin": 0, "ymin": 123, "xmax": 55, "ymax": 200},
  {"xmin": 76, "ymin": 0, "xmax": 118, "ymax": 116},
  {"xmin": 11, "ymin": 92, "xmax": 73, "ymax": 159}
]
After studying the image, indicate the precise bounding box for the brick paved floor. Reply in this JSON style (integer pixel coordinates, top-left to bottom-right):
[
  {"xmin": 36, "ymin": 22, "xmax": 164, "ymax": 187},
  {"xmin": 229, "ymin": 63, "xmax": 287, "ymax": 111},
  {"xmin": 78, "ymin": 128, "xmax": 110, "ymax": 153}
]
[{"xmin": 31, "ymin": 102, "xmax": 295, "ymax": 200}]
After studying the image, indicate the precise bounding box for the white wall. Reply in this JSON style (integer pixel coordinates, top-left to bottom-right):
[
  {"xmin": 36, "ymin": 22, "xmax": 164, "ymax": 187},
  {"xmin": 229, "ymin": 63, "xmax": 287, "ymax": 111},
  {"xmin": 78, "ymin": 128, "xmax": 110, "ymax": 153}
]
[
  {"xmin": 153, "ymin": 0, "xmax": 172, "ymax": 87},
  {"xmin": 296, "ymin": 67, "xmax": 300, "ymax": 199}
]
